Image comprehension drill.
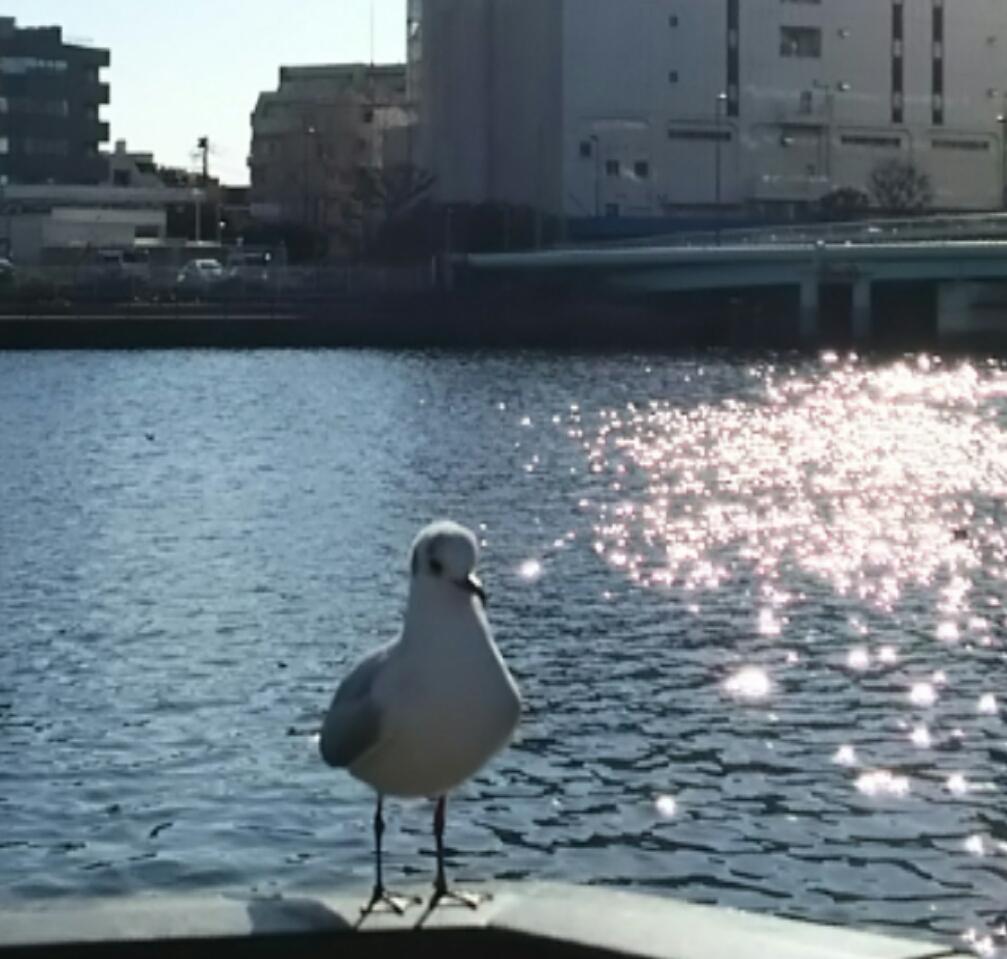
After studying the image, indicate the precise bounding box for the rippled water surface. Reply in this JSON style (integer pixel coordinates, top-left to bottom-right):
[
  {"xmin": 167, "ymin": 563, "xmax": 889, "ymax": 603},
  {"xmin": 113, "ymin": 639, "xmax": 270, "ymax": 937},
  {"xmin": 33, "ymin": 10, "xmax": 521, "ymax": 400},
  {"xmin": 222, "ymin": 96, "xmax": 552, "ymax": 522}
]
[{"xmin": 2, "ymin": 350, "xmax": 1007, "ymax": 952}]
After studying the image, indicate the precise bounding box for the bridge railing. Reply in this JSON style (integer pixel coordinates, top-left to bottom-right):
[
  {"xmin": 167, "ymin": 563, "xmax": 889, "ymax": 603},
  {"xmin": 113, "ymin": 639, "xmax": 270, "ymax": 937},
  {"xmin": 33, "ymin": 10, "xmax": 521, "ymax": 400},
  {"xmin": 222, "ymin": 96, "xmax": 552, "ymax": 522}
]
[{"xmin": 591, "ymin": 212, "xmax": 1007, "ymax": 250}]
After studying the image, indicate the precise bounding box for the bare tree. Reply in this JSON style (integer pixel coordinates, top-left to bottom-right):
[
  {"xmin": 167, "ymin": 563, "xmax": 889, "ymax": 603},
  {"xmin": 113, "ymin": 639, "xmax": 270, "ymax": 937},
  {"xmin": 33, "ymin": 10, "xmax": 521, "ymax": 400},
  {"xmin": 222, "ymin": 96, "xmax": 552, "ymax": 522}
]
[
  {"xmin": 335, "ymin": 164, "xmax": 435, "ymax": 253},
  {"xmin": 868, "ymin": 159, "xmax": 933, "ymax": 213}
]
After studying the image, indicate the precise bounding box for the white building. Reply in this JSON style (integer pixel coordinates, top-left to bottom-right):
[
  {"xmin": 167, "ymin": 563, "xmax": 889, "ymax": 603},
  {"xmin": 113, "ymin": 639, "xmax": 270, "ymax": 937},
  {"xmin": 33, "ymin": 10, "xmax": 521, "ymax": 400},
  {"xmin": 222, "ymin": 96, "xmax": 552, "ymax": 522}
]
[
  {"xmin": 0, "ymin": 183, "xmax": 208, "ymax": 264},
  {"xmin": 412, "ymin": 0, "xmax": 1007, "ymax": 217}
]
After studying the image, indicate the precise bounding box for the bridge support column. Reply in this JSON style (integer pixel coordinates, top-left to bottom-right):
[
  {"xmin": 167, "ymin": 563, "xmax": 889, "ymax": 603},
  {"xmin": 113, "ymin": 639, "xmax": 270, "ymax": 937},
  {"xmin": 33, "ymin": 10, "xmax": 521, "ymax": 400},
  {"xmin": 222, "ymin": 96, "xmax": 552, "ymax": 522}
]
[
  {"xmin": 852, "ymin": 278, "xmax": 872, "ymax": 342},
  {"xmin": 799, "ymin": 278, "xmax": 819, "ymax": 343}
]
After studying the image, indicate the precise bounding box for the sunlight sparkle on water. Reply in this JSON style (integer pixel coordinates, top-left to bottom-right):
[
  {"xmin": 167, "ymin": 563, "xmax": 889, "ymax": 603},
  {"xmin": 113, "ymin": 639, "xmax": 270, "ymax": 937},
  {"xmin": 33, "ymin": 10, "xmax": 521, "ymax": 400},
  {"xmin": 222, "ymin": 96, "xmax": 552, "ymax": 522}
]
[
  {"xmin": 962, "ymin": 929, "xmax": 997, "ymax": 958},
  {"xmin": 846, "ymin": 647, "xmax": 871, "ymax": 671},
  {"xmin": 937, "ymin": 622, "xmax": 960, "ymax": 643},
  {"xmin": 758, "ymin": 608, "xmax": 782, "ymax": 636},
  {"xmin": 833, "ymin": 745, "xmax": 858, "ymax": 766},
  {"xmin": 563, "ymin": 358, "xmax": 1007, "ymax": 948},
  {"xmin": 654, "ymin": 795, "xmax": 678, "ymax": 819},
  {"xmin": 856, "ymin": 770, "xmax": 911, "ymax": 798},
  {"xmin": 581, "ymin": 360, "xmax": 1007, "ymax": 619},
  {"xmin": 964, "ymin": 835, "xmax": 987, "ymax": 857},
  {"xmin": 978, "ymin": 694, "xmax": 999, "ymax": 715},
  {"xmin": 910, "ymin": 725, "xmax": 932, "ymax": 749},
  {"xmin": 724, "ymin": 667, "xmax": 772, "ymax": 701},
  {"xmin": 910, "ymin": 683, "xmax": 938, "ymax": 708},
  {"xmin": 518, "ymin": 559, "xmax": 543, "ymax": 581},
  {"xmin": 947, "ymin": 774, "xmax": 970, "ymax": 796}
]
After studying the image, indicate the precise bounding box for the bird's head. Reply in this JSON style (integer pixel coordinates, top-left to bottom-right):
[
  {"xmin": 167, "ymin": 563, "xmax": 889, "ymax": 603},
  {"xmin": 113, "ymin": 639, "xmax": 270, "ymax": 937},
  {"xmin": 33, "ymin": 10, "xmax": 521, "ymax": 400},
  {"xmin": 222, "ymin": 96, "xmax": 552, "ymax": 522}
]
[{"xmin": 409, "ymin": 520, "xmax": 487, "ymax": 606}]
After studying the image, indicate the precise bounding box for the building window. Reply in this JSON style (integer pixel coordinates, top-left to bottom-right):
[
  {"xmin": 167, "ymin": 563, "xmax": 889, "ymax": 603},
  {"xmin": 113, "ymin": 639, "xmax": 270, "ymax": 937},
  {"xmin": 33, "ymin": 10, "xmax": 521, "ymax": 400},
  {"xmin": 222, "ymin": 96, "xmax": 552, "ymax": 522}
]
[
  {"xmin": 668, "ymin": 70, "xmax": 679, "ymax": 84},
  {"xmin": 840, "ymin": 134, "xmax": 902, "ymax": 148},
  {"xmin": 931, "ymin": 137, "xmax": 990, "ymax": 151},
  {"xmin": 0, "ymin": 56, "xmax": 67, "ymax": 74},
  {"xmin": 0, "ymin": 137, "xmax": 8, "ymax": 155},
  {"xmin": 634, "ymin": 160, "xmax": 650, "ymax": 179},
  {"xmin": 605, "ymin": 203, "xmax": 620, "ymax": 217},
  {"xmin": 669, "ymin": 15, "xmax": 679, "ymax": 26},
  {"xmin": 780, "ymin": 26, "xmax": 822, "ymax": 58},
  {"xmin": 668, "ymin": 127, "xmax": 731, "ymax": 141},
  {"xmin": 605, "ymin": 159, "xmax": 620, "ymax": 176},
  {"xmin": 579, "ymin": 140, "xmax": 593, "ymax": 158},
  {"xmin": 1, "ymin": 96, "xmax": 70, "ymax": 116},
  {"xmin": 23, "ymin": 137, "xmax": 69, "ymax": 156}
]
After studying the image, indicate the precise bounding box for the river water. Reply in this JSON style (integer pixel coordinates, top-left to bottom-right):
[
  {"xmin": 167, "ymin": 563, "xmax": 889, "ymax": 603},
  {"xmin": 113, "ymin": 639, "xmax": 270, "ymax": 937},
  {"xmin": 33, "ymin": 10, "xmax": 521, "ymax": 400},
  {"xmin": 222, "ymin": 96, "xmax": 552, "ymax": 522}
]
[{"xmin": 2, "ymin": 349, "xmax": 1006, "ymax": 952}]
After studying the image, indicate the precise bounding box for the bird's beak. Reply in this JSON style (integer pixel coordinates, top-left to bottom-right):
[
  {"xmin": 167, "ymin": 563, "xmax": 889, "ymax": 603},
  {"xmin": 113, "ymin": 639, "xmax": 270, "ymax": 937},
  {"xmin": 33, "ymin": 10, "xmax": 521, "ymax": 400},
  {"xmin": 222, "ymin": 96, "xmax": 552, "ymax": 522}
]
[{"xmin": 458, "ymin": 574, "xmax": 487, "ymax": 606}]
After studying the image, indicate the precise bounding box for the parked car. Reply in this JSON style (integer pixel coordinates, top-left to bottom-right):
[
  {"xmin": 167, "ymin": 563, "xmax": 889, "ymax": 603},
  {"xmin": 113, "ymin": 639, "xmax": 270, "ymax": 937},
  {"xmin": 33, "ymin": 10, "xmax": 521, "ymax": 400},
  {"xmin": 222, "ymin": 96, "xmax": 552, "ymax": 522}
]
[{"xmin": 176, "ymin": 258, "xmax": 225, "ymax": 297}]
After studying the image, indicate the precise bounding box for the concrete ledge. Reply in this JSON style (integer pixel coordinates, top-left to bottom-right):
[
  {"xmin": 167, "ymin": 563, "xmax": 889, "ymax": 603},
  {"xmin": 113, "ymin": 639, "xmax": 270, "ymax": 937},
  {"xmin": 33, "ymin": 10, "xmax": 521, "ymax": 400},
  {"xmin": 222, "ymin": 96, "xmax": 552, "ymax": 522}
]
[{"xmin": 0, "ymin": 883, "xmax": 968, "ymax": 959}]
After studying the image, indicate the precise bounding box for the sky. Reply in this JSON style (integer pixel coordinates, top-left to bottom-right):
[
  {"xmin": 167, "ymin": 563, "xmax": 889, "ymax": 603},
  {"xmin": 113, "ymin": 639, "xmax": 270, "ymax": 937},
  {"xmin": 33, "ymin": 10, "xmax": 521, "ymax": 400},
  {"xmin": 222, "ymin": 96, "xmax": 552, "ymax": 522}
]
[{"xmin": 4, "ymin": 0, "xmax": 408, "ymax": 185}]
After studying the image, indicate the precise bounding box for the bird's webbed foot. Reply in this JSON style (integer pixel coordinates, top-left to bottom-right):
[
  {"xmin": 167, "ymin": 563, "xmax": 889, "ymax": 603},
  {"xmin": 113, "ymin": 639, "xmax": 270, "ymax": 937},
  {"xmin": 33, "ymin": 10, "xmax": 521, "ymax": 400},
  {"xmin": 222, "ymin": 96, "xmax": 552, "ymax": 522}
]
[
  {"xmin": 361, "ymin": 884, "xmax": 422, "ymax": 917},
  {"xmin": 429, "ymin": 879, "xmax": 487, "ymax": 910}
]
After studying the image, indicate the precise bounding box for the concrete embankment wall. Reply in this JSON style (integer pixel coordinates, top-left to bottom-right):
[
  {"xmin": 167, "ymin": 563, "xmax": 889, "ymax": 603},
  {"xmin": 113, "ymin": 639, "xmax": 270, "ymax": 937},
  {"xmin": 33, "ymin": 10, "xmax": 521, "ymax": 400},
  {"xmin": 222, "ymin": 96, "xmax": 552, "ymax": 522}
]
[
  {"xmin": 0, "ymin": 291, "xmax": 781, "ymax": 351},
  {"xmin": 0, "ymin": 282, "xmax": 994, "ymax": 352}
]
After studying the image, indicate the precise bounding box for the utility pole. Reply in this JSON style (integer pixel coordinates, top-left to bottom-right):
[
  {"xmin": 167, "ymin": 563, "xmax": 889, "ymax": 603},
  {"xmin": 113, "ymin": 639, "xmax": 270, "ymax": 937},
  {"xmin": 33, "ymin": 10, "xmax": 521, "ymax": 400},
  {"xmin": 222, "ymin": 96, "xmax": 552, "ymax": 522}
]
[
  {"xmin": 303, "ymin": 124, "xmax": 317, "ymax": 231},
  {"xmin": 197, "ymin": 136, "xmax": 210, "ymax": 183},
  {"xmin": 196, "ymin": 136, "xmax": 214, "ymax": 245},
  {"xmin": 193, "ymin": 136, "xmax": 211, "ymax": 245},
  {"xmin": 590, "ymin": 134, "xmax": 601, "ymax": 218},
  {"xmin": 714, "ymin": 91, "xmax": 728, "ymax": 245}
]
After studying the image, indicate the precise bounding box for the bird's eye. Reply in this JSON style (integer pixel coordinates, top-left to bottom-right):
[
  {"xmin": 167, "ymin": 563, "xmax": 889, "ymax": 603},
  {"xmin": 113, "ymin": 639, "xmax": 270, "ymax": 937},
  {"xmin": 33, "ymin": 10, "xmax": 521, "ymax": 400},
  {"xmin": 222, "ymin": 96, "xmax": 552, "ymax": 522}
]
[{"xmin": 429, "ymin": 557, "xmax": 444, "ymax": 576}]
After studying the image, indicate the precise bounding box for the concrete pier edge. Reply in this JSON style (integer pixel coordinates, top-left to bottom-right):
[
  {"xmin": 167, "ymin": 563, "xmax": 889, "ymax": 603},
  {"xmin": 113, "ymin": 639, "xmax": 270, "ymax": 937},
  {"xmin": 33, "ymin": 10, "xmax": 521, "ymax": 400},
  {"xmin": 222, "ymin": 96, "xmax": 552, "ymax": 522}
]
[{"xmin": 0, "ymin": 882, "xmax": 969, "ymax": 959}]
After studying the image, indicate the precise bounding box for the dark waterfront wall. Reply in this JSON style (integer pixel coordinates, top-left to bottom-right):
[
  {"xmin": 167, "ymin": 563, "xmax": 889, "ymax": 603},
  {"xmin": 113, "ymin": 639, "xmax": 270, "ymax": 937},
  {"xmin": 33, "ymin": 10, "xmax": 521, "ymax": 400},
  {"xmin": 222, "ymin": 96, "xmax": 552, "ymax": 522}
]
[{"xmin": 0, "ymin": 284, "xmax": 949, "ymax": 352}]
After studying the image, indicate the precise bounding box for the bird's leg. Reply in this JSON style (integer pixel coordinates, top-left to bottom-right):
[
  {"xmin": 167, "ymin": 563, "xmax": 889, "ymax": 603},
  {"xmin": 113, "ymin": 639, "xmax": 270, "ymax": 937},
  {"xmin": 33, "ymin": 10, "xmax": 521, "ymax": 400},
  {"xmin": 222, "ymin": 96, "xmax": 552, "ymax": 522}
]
[
  {"xmin": 429, "ymin": 796, "xmax": 483, "ymax": 910},
  {"xmin": 362, "ymin": 795, "xmax": 418, "ymax": 916}
]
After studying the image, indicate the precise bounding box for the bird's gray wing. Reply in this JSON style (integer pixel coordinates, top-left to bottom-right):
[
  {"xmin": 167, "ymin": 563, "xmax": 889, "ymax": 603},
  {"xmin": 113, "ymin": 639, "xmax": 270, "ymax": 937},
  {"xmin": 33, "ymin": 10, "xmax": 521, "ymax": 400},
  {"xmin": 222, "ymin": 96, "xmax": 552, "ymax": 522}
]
[{"xmin": 319, "ymin": 645, "xmax": 391, "ymax": 768}]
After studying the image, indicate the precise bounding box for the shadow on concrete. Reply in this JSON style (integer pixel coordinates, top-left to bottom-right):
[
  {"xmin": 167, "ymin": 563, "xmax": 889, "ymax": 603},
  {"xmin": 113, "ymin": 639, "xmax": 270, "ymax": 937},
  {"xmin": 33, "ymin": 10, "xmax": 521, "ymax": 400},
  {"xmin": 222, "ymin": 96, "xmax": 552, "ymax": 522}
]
[{"xmin": 245, "ymin": 897, "xmax": 353, "ymax": 935}]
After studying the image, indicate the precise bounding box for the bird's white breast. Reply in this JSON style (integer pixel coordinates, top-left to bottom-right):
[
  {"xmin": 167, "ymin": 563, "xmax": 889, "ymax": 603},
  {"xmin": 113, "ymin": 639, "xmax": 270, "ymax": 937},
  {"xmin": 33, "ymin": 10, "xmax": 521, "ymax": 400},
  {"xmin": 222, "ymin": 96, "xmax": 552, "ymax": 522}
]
[{"xmin": 349, "ymin": 610, "xmax": 520, "ymax": 798}]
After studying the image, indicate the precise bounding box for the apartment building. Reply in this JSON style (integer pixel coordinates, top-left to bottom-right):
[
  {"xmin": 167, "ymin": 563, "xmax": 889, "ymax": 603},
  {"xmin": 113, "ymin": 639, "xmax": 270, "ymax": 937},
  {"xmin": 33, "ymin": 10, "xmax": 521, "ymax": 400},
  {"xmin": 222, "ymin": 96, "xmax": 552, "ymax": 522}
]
[
  {"xmin": 412, "ymin": 0, "xmax": 1007, "ymax": 216},
  {"xmin": 248, "ymin": 63, "xmax": 409, "ymax": 233},
  {"xmin": 0, "ymin": 16, "xmax": 110, "ymax": 186}
]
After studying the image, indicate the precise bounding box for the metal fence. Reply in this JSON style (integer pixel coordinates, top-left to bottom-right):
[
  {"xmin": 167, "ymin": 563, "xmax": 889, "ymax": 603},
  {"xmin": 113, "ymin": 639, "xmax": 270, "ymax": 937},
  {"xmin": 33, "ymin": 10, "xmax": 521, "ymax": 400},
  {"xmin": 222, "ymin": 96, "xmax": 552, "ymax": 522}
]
[{"xmin": 0, "ymin": 261, "xmax": 440, "ymax": 314}]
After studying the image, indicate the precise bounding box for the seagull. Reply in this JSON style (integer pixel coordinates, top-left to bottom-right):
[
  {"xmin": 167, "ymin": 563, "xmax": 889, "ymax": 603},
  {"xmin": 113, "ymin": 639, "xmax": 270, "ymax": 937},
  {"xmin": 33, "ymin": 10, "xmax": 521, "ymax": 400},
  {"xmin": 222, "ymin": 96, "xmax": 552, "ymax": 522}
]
[{"xmin": 319, "ymin": 520, "xmax": 522, "ymax": 914}]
